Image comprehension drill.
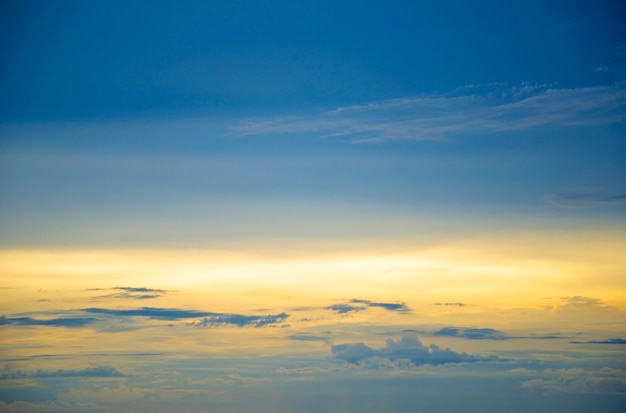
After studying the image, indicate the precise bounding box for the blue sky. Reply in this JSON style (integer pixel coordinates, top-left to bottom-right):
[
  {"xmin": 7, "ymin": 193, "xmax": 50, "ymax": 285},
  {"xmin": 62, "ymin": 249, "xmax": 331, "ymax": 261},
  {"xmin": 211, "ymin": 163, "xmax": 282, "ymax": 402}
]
[{"xmin": 1, "ymin": 1, "xmax": 626, "ymax": 412}]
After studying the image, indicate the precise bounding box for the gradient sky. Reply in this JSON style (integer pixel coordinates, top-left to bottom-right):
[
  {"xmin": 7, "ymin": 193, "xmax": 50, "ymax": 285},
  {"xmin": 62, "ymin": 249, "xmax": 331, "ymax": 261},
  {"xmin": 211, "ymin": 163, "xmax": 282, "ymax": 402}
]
[{"xmin": 1, "ymin": 1, "xmax": 626, "ymax": 412}]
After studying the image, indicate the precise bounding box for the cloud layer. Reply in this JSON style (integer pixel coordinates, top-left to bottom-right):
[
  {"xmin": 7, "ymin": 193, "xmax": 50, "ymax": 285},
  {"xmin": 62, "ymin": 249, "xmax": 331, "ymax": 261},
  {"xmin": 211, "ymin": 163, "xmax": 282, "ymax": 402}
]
[{"xmin": 332, "ymin": 334, "xmax": 501, "ymax": 366}]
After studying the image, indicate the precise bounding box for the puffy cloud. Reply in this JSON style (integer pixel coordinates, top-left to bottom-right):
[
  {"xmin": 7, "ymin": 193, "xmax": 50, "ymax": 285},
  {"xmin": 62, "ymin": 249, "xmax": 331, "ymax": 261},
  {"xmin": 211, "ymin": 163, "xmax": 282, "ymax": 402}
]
[{"xmin": 332, "ymin": 334, "xmax": 501, "ymax": 366}]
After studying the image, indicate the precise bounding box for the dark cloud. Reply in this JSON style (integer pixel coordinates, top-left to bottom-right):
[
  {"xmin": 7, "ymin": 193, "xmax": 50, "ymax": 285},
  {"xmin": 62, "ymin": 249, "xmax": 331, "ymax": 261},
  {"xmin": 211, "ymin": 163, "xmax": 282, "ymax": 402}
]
[
  {"xmin": 0, "ymin": 315, "xmax": 95, "ymax": 328},
  {"xmin": 332, "ymin": 334, "xmax": 501, "ymax": 366},
  {"xmin": 544, "ymin": 192, "xmax": 626, "ymax": 207},
  {"xmin": 0, "ymin": 366, "xmax": 124, "ymax": 380},
  {"xmin": 193, "ymin": 312, "xmax": 288, "ymax": 328},
  {"xmin": 433, "ymin": 327, "xmax": 509, "ymax": 340},
  {"xmin": 432, "ymin": 327, "xmax": 564, "ymax": 341},
  {"xmin": 325, "ymin": 304, "xmax": 364, "ymax": 314},
  {"xmin": 434, "ymin": 302, "xmax": 467, "ymax": 307},
  {"xmin": 287, "ymin": 335, "xmax": 329, "ymax": 342},
  {"xmin": 83, "ymin": 307, "xmax": 217, "ymax": 320},
  {"xmin": 570, "ymin": 338, "xmax": 626, "ymax": 345},
  {"xmin": 89, "ymin": 286, "xmax": 171, "ymax": 300},
  {"xmin": 326, "ymin": 299, "xmax": 410, "ymax": 314}
]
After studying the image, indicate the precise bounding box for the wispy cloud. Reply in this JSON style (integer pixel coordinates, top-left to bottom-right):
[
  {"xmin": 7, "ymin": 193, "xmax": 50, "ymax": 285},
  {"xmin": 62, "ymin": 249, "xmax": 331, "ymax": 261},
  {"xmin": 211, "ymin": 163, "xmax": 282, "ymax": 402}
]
[
  {"xmin": 522, "ymin": 368, "xmax": 626, "ymax": 395},
  {"xmin": 287, "ymin": 335, "xmax": 329, "ymax": 342},
  {"xmin": 192, "ymin": 312, "xmax": 288, "ymax": 328},
  {"xmin": 434, "ymin": 302, "xmax": 467, "ymax": 307},
  {"xmin": 432, "ymin": 327, "xmax": 563, "ymax": 341},
  {"xmin": 233, "ymin": 83, "xmax": 626, "ymax": 142},
  {"xmin": 88, "ymin": 286, "xmax": 171, "ymax": 300},
  {"xmin": 544, "ymin": 191, "xmax": 626, "ymax": 208},
  {"xmin": 0, "ymin": 315, "xmax": 96, "ymax": 328},
  {"xmin": 570, "ymin": 338, "xmax": 626, "ymax": 345},
  {"xmin": 326, "ymin": 299, "xmax": 410, "ymax": 314},
  {"xmin": 433, "ymin": 327, "xmax": 509, "ymax": 340},
  {"xmin": 0, "ymin": 366, "xmax": 124, "ymax": 380},
  {"xmin": 332, "ymin": 334, "xmax": 502, "ymax": 366},
  {"xmin": 83, "ymin": 307, "xmax": 215, "ymax": 320}
]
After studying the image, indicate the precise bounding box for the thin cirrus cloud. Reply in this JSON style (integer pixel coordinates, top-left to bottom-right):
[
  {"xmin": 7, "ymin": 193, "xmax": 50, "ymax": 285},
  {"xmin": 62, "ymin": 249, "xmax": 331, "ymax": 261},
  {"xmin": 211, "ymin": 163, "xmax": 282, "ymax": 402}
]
[
  {"xmin": 232, "ymin": 83, "xmax": 626, "ymax": 142},
  {"xmin": 332, "ymin": 334, "xmax": 502, "ymax": 366}
]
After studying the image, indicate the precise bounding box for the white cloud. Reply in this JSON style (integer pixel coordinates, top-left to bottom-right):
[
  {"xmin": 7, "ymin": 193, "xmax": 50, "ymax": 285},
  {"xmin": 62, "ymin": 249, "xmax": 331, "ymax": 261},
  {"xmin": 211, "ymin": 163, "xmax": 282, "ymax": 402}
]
[{"xmin": 233, "ymin": 83, "xmax": 626, "ymax": 142}]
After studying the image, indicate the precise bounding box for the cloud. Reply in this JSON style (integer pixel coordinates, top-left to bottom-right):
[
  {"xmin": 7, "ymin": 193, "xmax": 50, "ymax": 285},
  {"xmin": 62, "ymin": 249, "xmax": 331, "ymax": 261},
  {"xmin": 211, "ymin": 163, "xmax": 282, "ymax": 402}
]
[
  {"xmin": 544, "ymin": 192, "xmax": 626, "ymax": 208},
  {"xmin": 521, "ymin": 368, "xmax": 626, "ymax": 395},
  {"xmin": 232, "ymin": 83, "xmax": 626, "ymax": 142},
  {"xmin": 83, "ymin": 307, "xmax": 288, "ymax": 327},
  {"xmin": 570, "ymin": 338, "xmax": 626, "ymax": 345},
  {"xmin": 433, "ymin": 327, "xmax": 509, "ymax": 340},
  {"xmin": 332, "ymin": 334, "xmax": 501, "ymax": 366},
  {"xmin": 192, "ymin": 312, "xmax": 288, "ymax": 328},
  {"xmin": 350, "ymin": 299, "xmax": 410, "ymax": 312},
  {"xmin": 325, "ymin": 304, "xmax": 364, "ymax": 314},
  {"xmin": 88, "ymin": 286, "xmax": 170, "ymax": 300},
  {"xmin": 287, "ymin": 335, "xmax": 329, "ymax": 342},
  {"xmin": 0, "ymin": 366, "xmax": 124, "ymax": 380},
  {"xmin": 434, "ymin": 302, "xmax": 467, "ymax": 307},
  {"xmin": 0, "ymin": 315, "xmax": 95, "ymax": 328},
  {"xmin": 326, "ymin": 299, "xmax": 410, "ymax": 314},
  {"xmin": 432, "ymin": 326, "xmax": 564, "ymax": 341},
  {"xmin": 83, "ymin": 307, "xmax": 216, "ymax": 320}
]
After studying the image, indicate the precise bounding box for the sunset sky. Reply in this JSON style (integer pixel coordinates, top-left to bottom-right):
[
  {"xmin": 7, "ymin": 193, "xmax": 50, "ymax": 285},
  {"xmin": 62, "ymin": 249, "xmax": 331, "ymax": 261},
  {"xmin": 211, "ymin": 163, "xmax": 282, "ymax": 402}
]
[{"xmin": 1, "ymin": 1, "xmax": 625, "ymax": 412}]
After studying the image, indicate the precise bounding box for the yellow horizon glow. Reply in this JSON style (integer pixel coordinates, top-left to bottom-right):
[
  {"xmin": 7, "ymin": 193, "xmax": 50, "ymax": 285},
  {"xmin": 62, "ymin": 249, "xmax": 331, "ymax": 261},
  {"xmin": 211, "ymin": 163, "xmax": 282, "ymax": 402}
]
[{"xmin": 2, "ymin": 229, "xmax": 625, "ymax": 315}]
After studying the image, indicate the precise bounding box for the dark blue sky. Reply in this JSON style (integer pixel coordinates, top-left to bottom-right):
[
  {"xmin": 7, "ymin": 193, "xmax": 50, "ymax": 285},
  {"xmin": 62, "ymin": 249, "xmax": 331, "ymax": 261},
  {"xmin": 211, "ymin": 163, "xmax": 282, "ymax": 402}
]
[
  {"xmin": 2, "ymin": 0, "xmax": 624, "ymax": 121},
  {"xmin": 0, "ymin": 1, "xmax": 625, "ymax": 247}
]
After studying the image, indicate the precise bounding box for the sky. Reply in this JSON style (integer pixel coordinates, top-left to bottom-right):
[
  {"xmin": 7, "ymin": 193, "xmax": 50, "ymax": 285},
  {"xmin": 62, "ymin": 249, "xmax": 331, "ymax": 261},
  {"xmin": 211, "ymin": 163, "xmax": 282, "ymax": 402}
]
[{"xmin": 0, "ymin": 1, "xmax": 625, "ymax": 412}]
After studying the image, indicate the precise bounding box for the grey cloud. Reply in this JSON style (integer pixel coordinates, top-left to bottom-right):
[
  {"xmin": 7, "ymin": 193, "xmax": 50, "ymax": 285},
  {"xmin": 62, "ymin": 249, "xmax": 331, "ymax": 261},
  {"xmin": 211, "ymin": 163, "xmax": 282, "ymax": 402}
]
[
  {"xmin": 544, "ymin": 192, "xmax": 626, "ymax": 208},
  {"xmin": 434, "ymin": 302, "xmax": 467, "ymax": 307},
  {"xmin": 325, "ymin": 304, "xmax": 364, "ymax": 314},
  {"xmin": 351, "ymin": 299, "xmax": 410, "ymax": 312},
  {"xmin": 0, "ymin": 366, "xmax": 124, "ymax": 380},
  {"xmin": 432, "ymin": 327, "xmax": 564, "ymax": 341},
  {"xmin": 192, "ymin": 312, "xmax": 288, "ymax": 328},
  {"xmin": 83, "ymin": 307, "xmax": 288, "ymax": 327},
  {"xmin": 89, "ymin": 286, "xmax": 171, "ymax": 300},
  {"xmin": 570, "ymin": 338, "xmax": 626, "ymax": 345},
  {"xmin": 326, "ymin": 299, "xmax": 409, "ymax": 314},
  {"xmin": 521, "ymin": 368, "xmax": 626, "ymax": 395},
  {"xmin": 287, "ymin": 335, "xmax": 329, "ymax": 342},
  {"xmin": 0, "ymin": 315, "xmax": 96, "ymax": 328},
  {"xmin": 233, "ymin": 83, "xmax": 626, "ymax": 142},
  {"xmin": 332, "ymin": 334, "xmax": 501, "ymax": 366},
  {"xmin": 83, "ymin": 307, "xmax": 216, "ymax": 320},
  {"xmin": 433, "ymin": 327, "xmax": 509, "ymax": 340}
]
